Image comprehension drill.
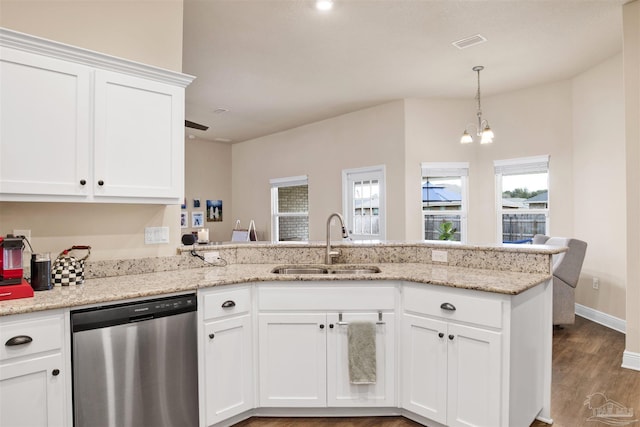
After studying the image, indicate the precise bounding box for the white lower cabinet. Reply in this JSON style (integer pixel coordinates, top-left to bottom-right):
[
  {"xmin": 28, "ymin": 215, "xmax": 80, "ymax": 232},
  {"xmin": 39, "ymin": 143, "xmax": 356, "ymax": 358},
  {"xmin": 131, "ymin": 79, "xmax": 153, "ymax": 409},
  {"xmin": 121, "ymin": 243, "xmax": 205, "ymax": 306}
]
[
  {"xmin": 258, "ymin": 312, "xmax": 328, "ymax": 407},
  {"xmin": 200, "ymin": 286, "xmax": 254, "ymax": 427},
  {"xmin": 402, "ymin": 314, "xmax": 501, "ymax": 427},
  {"xmin": 0, "ymin": 311, "xmax": 68, "ymax": 427},
  {"xmin": 258, "ymin": 284, "xmax": 397, "ymax": 409},
  {"xmin": 401, "ymin": 282, "xmax": 550, "ymax": 427}
]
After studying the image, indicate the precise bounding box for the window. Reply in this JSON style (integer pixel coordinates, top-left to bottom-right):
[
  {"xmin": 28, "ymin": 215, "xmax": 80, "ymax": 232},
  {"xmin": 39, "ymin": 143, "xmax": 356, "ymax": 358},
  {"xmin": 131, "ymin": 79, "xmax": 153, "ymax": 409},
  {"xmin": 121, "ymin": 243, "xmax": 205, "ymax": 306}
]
[
  {"xmin": 494, "ymin": 155, "xmax": 549, "ymax": 243},
  {"xmin": 342, "ymin": 166, "xmax": 385, "ymax": 241},
  {"xmin": 421, "ymin": 162, "xmax": 469, "ymax": 242},
  {"xmin": 270, "ymin": 175, "xmax": 309, "ymax": 241}
]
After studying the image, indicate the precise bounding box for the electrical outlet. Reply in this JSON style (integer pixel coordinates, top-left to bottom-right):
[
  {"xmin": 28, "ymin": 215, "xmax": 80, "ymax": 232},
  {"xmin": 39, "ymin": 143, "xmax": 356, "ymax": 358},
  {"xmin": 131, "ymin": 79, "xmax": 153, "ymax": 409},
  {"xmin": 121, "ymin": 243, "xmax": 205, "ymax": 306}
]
[
  {"xmin": 144, "ymin": 227, "xmax": 170, "ymax": 244},
  {"xmin": 432, "ymin": 250, "xmax": 448, "ymax": 263},
  {"xmin": 592, "ymin": 277, "xmax": 600, "ymax": 290},
  {"xmin": 204, "ymin": 251, "xmax": 220, "ymax": 263},
  {"xmin": 13, "ymin": 229, "xmax": 31, "ymax": 240}
]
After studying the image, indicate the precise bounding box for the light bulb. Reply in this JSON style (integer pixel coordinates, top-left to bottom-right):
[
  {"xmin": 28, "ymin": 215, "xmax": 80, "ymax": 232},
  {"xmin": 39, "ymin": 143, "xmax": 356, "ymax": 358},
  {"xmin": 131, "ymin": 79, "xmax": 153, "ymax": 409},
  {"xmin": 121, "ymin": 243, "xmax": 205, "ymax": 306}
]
[
  {"xmin": 460, "ymin": 130, "xmax": 473, "ymax": 144},
  {"xmin": 480, "ymin": 125, "xmax": 494, "ymax": 144}
]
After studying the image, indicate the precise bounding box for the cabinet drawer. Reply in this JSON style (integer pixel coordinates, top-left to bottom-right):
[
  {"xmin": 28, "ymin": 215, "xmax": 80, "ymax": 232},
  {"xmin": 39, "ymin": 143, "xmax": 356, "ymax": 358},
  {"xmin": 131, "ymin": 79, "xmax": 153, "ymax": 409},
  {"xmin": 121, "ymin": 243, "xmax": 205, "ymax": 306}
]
[
  {"xmin": 403, "ymin": 285, "xmax": 503, "ymax": 329},
  {"xmin": 203, "ymin": 288, "xmax": 251, "ymax": 320},
  {"xmin": 0, "ymin": 314, "xmax": 63, "ymax": 361}
]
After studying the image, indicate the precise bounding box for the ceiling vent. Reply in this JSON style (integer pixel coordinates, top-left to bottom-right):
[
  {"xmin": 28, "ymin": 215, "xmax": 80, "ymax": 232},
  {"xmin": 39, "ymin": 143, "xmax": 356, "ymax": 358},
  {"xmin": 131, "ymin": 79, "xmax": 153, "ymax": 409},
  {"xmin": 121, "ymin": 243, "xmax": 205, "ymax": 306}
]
[{"xmin": 452, "ymin": 34, "xmax": 487, "ymax": 50}]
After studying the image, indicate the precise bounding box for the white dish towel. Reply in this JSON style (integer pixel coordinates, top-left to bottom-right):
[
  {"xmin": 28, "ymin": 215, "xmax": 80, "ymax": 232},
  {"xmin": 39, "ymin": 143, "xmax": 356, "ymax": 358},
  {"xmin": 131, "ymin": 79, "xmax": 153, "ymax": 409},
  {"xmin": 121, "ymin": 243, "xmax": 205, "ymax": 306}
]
[{"xmin": 347, "ymin": 321, "xmax": 377, "ymax": 384}]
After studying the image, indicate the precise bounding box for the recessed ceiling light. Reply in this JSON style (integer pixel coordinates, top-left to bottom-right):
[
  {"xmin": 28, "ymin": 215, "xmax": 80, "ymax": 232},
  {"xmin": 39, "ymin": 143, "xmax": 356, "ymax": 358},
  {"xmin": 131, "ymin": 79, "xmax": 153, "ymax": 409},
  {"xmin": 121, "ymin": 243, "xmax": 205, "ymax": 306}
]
[
  {"xmin": 315, "ymin": 0, "xmax": 333, "ymax": 11},
  {"xmin": 213, "ymin": 108, "xmax": 229, "ymax": 114}
]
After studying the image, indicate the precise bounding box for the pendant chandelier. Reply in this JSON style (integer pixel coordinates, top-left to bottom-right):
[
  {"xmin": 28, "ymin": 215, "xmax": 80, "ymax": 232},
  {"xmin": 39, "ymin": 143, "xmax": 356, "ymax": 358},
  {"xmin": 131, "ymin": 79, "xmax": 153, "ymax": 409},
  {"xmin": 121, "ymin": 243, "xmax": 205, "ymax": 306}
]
[{"xmin": 460, "ymin": 65, "xmax": 494, "ymax": 144}]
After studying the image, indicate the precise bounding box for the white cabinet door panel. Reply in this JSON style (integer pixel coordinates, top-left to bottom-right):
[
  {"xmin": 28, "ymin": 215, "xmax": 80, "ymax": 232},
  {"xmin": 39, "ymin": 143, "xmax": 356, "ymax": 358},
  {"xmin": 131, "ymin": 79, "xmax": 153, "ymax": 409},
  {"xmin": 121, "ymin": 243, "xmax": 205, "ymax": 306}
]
[
  {"xmin": 401, "ymin": 314, "xmax": 447, "ymax": 424},
  {"xmin": 204, "ymin": 315, "xmax": 253, "ymax": 426},
  {"xmin": 327, "ymin": 312, "xmax": 395, "ymax": 407},
  {"xmin": 0, "ymin": 47, "xmax": 90, "ymax": 197},
  {"xmin": 259, "ymin": 313, "xmax": 327, "ymax": 407},
  {"xmin": 0, "ymin": 353, "xmax": 65, "ymax": 427},
  {"xmin": 447, "ymin": 323, "xmax": 502, "ymax": 427},
  {"xmin": 94, "ymin": 70, "xmax": 184, "ymax": 200}
]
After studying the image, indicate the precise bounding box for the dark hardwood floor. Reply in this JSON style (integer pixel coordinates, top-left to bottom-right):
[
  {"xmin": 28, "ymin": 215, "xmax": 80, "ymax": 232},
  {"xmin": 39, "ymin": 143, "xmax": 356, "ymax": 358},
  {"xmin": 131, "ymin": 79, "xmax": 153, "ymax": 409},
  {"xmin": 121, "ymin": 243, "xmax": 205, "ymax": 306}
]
[{"xmin": 234, "ymin": 316, "xmax": 640, "ymax": 427}]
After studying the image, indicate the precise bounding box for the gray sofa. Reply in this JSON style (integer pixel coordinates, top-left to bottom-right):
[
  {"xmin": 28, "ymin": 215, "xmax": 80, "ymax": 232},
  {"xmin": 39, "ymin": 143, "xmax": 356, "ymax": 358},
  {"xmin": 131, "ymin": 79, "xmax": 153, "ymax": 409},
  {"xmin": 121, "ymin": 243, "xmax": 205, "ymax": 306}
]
[{"xmin": 532, "ymin": 235, "xmax": 588, "ymax": 325}]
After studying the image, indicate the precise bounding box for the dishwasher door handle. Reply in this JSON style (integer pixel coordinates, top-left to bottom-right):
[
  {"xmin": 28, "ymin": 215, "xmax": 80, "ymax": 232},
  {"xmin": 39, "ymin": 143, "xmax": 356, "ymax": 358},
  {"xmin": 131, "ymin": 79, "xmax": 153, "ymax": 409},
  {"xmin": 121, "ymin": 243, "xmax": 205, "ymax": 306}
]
[{"xmin": 129, "ymin": 315, "xmax": 154, "ymax": 323}]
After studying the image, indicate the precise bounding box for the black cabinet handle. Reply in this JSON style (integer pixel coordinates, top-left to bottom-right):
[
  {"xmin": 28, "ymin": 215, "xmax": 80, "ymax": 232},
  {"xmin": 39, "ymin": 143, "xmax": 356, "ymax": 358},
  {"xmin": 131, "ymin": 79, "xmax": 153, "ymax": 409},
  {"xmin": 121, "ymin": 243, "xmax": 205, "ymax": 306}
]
[
  {"xmin": 438, "ymin": 332, "xmax": 444, "ymax": 338},
  {"xmin": 98, "ymin": 180, "xmax": 104, "ymax": 186},
  {"xmin": 80, "ymin": 179, "xmax": 86, "ymax": 186},
  {"xmin": 5, "ymin": 335, "xmax": 32, "ymax": 346},
  {"xmin": 52, "ymin": 369, "xmax": 60, "ymax": 376},
  {"xmin": 209, "ymin": 333, "xmax": 215, "ymax": 339},
  {"xmin": 440, "ymin": 302, "xmax": 456, "ymax": 311},
  {"xmin": 221, "ymin": 300, "xmax": 236, "ymax": 308},
  {"xmin": 449, "ymin": 334, "xmax": 455, "ymax": 340},
  {"xmin": 319, "ymin": 324, "xmax": 325, "ymax": 329},
  {"xmin": 329, "ymin": 324, "xmax": 334, "ymax": 329}
]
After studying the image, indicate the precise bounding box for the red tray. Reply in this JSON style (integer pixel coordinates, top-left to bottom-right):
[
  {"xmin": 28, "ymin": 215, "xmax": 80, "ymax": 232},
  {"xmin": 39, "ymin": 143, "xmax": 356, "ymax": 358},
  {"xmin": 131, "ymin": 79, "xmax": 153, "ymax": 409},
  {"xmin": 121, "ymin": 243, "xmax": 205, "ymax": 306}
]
[{"xmin": 0, "ymin": 279, "xmax": 34, "ymax": 301}]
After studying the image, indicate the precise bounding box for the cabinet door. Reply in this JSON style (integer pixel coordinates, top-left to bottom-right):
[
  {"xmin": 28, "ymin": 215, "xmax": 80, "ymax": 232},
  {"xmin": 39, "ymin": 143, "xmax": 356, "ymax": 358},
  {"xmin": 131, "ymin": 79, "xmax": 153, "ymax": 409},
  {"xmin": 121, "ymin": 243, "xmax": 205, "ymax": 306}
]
[
  {"xmin": 258, "ymin": 313, "xmax": 327, "ymax": 407},
  {"xmin": 93, "ymin": 70, "xmax": 184, "ymax": 201},
  {"xmin": 326, "ymin": 312, "xmax": 395, "ymax": 407},
  {"xmin": 0, "ymin": 353, "xmax": 66, "ymax": 427},
  {"xmin": 0, "ymin": 47, "xmax": 91, "ymax": 198},
  {"xmin": 447, "ymin": 323, "xmax": 502, "ymax": 427},
  {"xmin": 401, "ymin": 314, "xmax": 447, "ymax": 424},
  {"xmin": 204, "ymin": 315, "xmax": 253, "ymax": 426}
]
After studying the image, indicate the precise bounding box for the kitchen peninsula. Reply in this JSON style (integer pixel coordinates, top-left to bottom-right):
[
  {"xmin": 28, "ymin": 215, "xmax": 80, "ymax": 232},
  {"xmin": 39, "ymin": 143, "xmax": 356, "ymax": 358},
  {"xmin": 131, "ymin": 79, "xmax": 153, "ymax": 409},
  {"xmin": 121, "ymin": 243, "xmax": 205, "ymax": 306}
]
[{"xmin": 0, "ymin": 242, "xmax": 562, "ymax": 427}]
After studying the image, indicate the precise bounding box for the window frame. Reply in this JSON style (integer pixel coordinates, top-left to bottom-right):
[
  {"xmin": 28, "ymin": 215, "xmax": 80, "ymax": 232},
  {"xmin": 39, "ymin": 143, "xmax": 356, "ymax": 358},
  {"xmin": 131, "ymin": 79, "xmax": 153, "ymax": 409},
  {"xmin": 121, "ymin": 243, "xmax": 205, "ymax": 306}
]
[
  {"xmin": 342, "ymin": 165, "xmax": 386, "ymax": 241},
  {"xmin": 494, "ymin": 155, "xmax": 550, "ymax": 244},
  {"xmin": 421, "ymin": 162, "xmax": 469, "ymax": 243},
  {"xmin": 270, "ymin": 175, "xmax": 309, "ymax": 242}
]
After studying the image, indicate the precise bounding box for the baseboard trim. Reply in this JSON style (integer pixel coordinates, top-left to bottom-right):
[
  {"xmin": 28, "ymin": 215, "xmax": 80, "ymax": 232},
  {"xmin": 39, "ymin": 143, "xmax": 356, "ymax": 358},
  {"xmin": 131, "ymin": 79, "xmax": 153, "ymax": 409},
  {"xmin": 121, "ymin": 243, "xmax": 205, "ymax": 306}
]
[
  {"xmin": 622, "ymin": 350, "xmax": 640, "ymax": 372},
  {"xmin": 575, "ymin": 303, "xmax": 626, "ymax": 334}
]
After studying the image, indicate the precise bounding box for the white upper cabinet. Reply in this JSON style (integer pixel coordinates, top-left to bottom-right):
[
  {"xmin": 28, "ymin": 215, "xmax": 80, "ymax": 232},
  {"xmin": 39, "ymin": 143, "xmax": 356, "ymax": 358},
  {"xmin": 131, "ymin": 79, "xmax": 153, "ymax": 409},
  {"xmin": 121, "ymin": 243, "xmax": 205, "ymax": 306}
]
[
  {"xmin": 0, "ymin": 28, "xmax": 193, "ymax": 204},
  {"xmin": 0, "ymin": 47, "xmax": 91, "ymax": 197}
]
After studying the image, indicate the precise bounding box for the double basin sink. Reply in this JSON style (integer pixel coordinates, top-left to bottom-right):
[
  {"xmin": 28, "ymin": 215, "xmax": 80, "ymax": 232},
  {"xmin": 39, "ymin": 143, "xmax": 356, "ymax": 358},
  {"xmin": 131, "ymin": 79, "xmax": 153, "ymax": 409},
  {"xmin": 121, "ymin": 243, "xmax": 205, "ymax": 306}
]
[{"xmin": 272, "ymin": 265, "xmax": 381, "ymax": 275}]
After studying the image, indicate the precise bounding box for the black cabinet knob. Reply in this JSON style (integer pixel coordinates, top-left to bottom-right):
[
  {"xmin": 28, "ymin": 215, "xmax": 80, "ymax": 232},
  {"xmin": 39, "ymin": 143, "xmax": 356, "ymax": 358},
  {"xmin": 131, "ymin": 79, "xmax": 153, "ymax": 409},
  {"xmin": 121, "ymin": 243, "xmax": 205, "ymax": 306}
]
[
  {"xmin": 209, "ymin": 333, "xmax": 215, "ymax": 339},
  {"xmin": 438, "ymin": 332, "xmax": 444, "ymax": 338},
  {"xmin": 448, "ymin": 334, "xmax": 455, "ymax": 340},
  {"xmin": 329, "ymin": 324, "xmax": 334, "ymax": 329},
  {"xmin": 80, "ymin": 179, "xmax": 86, "ymax": 186},
  {"xmin": 319, "ymin": 324, "xmax": 325, "ymax": 329},
  {"xmin": 98, "ymin": 180, "xmax": 104, "ymax": 186},
  {"xmin": 52, "ymin": 369, "xmax": 60, "ymax": 376}
]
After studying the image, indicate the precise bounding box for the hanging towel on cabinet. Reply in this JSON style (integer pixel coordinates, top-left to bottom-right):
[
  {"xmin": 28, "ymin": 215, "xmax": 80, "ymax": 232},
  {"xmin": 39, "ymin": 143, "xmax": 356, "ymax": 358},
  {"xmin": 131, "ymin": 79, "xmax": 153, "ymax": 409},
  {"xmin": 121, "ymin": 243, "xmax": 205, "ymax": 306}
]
[{"xmin": 347, "ymin": 321, "xmax": 377, "ymax": 384}]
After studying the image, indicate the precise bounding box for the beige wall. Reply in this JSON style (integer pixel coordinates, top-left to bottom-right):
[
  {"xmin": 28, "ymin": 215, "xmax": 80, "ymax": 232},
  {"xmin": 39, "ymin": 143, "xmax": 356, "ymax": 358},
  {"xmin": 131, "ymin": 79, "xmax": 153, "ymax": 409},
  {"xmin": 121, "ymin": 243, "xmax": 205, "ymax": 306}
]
[
  {"xmin": 624, "ymin": 0, "xmax": 640, "ymax": 356},
  {"xmin": 0, "ymin": 0, "xmax": 185, "ymax": 260},
  {"xmin": 573, "ymin": 54, "xmax": 626, "ymax": 321},
  {"xmin": 0, "ymin": 0, "xmax": 184, "ymax": 72},
  {"xmin": 231, "ymin": 101, "xmax": 406, "ymax": 241},
  {"xmin": 184, "ymin": 138, "xmax": 233, "ymax": 242}
]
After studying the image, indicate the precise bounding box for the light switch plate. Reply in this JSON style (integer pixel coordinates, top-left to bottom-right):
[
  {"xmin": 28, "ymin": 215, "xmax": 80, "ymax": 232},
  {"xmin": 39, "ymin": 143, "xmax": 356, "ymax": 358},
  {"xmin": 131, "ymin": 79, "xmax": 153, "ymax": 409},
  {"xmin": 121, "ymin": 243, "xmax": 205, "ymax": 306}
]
[
  {"xmin": 204, "ymin": 252, "xmax": 220, "ymax": 263},
  {"xmin": 145, "ymin": 227, "xmax": 170, "ymax": 244},
  {"xmin": 432, "ymin": 249, "xmax": 448, "ymax": 263}
]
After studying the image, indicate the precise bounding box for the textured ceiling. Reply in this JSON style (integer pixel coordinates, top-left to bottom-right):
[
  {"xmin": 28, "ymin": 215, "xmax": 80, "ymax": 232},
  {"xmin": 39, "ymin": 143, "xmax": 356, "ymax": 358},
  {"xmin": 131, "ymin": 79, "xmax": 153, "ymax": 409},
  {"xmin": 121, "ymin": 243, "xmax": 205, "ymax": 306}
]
[{"xmin": 183, "ymin": 0, "xmax": 626, "ymax": 143}]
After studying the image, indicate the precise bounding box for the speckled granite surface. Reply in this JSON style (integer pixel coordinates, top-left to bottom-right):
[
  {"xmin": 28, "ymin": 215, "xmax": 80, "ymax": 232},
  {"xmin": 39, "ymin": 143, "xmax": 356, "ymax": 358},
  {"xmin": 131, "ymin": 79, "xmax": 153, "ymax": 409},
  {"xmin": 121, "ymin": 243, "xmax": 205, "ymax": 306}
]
[{"xmin": 0, "ymin": 262, "xmax": 551, "ymax": 316}]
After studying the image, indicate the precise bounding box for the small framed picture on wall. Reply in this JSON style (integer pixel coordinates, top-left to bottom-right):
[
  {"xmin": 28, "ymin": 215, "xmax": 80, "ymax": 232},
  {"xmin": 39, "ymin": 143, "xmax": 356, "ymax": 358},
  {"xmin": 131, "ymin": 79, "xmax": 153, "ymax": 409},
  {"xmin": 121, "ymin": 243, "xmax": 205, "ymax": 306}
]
[{"xmin": 192, "ymin": 211, "xmax": 204, "ymax": 228}]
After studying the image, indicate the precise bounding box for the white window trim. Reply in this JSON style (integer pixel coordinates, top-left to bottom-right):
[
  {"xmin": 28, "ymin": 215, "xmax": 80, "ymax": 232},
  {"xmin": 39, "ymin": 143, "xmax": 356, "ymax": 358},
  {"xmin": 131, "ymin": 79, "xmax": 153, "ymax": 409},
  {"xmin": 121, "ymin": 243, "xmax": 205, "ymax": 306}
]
[
  {"xmin": 342, "ymin": 165, "xmax": 386, "ymax": 241},
  {"xmin": 270, "ymin": 175, "xmax": 309, "ymax": 242},
  {"xmin": 421, "ymin": 162, "xmax": 469, "ymax": 243},
  {"xmin": 494, "ymin": 155, "xmax": 550, "ymax": 243}
]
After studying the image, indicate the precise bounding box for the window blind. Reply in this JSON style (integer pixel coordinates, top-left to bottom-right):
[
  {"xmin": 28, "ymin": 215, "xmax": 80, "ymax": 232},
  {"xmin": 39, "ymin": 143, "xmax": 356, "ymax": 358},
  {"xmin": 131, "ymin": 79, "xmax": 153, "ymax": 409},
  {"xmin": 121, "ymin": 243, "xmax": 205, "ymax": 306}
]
[
  {"xmin": 494, "ymin": 155, "xmax": 549, "ymax": 175},
  {"xmin": 421, "ymin": 162, "xmax": 469, "ymax": 177}
]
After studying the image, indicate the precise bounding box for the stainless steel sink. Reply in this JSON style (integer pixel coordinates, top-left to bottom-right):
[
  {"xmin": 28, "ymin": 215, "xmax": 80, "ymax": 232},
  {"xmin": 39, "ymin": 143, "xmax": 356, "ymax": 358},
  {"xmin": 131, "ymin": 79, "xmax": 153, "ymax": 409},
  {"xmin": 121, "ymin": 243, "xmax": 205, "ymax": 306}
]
[
  {"xmin": 271, "ymin": 265, "xmax": 381, "ymax": 275},
  {"xmin": 271, "ymin": 267, "xmax": 328, "ymax": 274}
]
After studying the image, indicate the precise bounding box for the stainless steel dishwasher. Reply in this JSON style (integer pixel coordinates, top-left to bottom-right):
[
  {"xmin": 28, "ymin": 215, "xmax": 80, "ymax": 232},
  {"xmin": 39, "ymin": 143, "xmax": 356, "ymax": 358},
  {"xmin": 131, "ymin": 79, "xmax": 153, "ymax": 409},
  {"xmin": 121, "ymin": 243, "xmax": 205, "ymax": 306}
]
[{"xmin": 70, "ymin": 293, "xmax": 198, "ymax": 427}]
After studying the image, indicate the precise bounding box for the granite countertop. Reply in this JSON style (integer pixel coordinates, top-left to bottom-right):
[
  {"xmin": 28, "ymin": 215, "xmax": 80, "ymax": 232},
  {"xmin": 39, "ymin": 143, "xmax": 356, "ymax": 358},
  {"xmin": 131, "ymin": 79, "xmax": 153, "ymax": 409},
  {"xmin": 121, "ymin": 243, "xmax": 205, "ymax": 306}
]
[{"xmin": 0, "ymin": 263, "xmax": 551, "ymax": 317}]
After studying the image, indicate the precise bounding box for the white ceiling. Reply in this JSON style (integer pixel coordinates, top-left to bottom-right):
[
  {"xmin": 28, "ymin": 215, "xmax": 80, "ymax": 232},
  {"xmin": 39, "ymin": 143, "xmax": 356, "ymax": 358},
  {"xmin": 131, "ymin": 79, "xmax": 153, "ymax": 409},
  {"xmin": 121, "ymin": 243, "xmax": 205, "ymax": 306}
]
[{"xmin": 182, "ymin": 0, "xmax": 626, "ymax": 143}]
